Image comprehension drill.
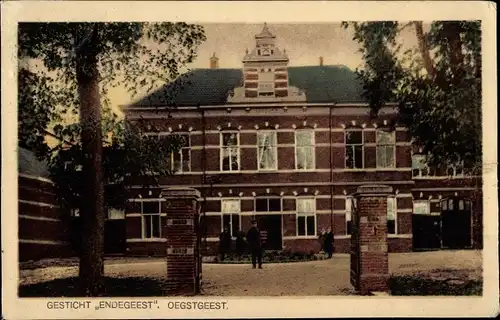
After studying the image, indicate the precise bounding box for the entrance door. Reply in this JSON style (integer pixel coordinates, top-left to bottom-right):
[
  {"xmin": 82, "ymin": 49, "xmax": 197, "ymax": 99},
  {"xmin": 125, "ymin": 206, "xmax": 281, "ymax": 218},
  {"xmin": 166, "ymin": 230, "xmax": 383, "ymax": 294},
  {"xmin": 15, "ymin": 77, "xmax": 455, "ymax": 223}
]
[
  {"xmin": 441, "ymin": 198, "xmax": 472, "ymax": 249},
  {"xmin": 412, "ymin": 215, "xmax": 441, "ymax": 250},
  {"xmin": 256, "ymin": 215, "xmax": 282, "ymax": 250}
]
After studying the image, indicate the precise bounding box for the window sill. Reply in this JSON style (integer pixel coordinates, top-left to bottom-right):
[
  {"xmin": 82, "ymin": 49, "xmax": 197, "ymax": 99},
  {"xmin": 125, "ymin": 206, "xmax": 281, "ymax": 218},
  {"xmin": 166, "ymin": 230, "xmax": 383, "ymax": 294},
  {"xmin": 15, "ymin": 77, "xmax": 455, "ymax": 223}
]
[
  {"xmin": 126, "ymin": 238, "xmax": 166, "ymax": 243},
  {"xmin": 412, "ymin": 176, "xmax": 476, "ymax": 180}
]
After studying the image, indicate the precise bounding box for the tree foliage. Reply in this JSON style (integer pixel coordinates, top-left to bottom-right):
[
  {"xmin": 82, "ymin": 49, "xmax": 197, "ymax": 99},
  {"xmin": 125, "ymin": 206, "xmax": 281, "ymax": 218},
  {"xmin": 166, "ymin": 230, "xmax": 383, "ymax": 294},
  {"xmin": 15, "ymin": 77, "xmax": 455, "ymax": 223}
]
[
  {"xmin": 342, "ymin": 21, "xmax": 482, "ymax": 172},
  {"xmin": 18, "ymin": 22, "xmax": 206, "ymax": 295},
  {"xmin": 19, "ymin": 22, "xmax": 206, "ymax": 207}
]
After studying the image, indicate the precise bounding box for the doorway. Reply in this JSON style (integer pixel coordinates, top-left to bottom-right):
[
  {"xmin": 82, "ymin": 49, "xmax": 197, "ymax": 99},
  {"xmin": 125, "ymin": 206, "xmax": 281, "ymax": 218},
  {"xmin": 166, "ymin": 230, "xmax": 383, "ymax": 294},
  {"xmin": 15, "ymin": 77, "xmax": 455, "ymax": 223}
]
[
  {"xmin": 255, "ymin": 214, "xmax": 282, "ymax": 250},
  {"xmin": 441, "ymin": 198, "xmax": 472, "ymax": 249},
  {"xmin": 412, "ymin": 214, "xmax": 441, "ymax": 250}
]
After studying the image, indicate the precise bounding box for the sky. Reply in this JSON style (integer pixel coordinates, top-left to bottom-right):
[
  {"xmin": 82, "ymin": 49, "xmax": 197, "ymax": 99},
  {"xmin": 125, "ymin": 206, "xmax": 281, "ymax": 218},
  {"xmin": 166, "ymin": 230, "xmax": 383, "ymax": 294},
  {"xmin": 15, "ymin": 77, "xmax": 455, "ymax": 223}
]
[{"xmin": 108, "ymin": 23, "xmax": 423, "ymax": 113}]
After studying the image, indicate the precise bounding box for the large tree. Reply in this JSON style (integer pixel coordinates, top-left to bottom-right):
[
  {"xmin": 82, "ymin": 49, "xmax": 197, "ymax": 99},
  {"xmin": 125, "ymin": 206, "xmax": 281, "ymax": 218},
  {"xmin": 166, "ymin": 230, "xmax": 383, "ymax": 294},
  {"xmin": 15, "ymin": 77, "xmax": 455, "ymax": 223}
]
[
  {"xmin": 18, "ymin": 22, "xmax": 206, "ymax": 295},
  {"xmin": 342, "ymin": 21, "xmax": 481, "ymax": 173}
]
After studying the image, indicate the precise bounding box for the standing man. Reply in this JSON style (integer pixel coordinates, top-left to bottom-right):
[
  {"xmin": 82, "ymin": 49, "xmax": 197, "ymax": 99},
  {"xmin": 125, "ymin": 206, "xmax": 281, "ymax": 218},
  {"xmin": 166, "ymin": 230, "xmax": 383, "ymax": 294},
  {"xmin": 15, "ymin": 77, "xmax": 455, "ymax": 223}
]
[
  {"xmin": 219, "ymin": 226, "xmax": 231, "ymax": 262},
  {"xmin": 324, "ymin": 227, "xmax": 334, "ymax": 259},
  {"xmin": 235, "ymin": 230, "xmax": 246, "ymax": 259},
  {"xmin": 246, "ymin": 220, "xmax": 263, "ymax": 269}
]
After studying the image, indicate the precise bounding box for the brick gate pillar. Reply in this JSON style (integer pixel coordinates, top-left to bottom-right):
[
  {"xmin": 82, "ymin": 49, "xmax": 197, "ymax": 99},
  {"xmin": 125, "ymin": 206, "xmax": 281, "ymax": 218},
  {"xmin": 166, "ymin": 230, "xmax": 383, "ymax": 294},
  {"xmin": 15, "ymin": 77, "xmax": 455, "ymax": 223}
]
[
  {"xmin": 350, "ymin": 185, "xmax": 393, "ymax": 295},
  {"xmin": 161, "ymin": 187, "xmax": 200, "ymax": 296}
]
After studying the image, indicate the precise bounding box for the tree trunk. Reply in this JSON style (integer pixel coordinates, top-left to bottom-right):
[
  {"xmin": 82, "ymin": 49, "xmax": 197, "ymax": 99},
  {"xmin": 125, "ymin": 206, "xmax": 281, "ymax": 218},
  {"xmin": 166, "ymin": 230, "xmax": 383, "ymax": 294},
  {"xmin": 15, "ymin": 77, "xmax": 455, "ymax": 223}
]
[
  {"xmin": 76, "ymin": 27, "xmax": 105, "ymax": 296},
  {"xmin": 413, "ymin": 21, "xmax": 435, "ymax": 79}
]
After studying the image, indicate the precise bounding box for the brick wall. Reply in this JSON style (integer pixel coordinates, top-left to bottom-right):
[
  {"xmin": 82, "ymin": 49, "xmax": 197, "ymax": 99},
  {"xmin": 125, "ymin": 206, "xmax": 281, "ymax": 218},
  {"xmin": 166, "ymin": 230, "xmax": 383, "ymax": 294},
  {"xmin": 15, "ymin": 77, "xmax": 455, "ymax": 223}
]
[{"xmin": 18, "ymin": 174, "xmax": 74, "ymax": 262}]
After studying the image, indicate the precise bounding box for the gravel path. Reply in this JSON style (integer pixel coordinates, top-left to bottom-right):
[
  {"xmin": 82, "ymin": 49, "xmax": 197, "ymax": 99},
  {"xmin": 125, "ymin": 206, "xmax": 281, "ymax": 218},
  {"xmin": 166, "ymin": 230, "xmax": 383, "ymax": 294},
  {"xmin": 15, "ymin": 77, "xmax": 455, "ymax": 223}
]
[{"xmin": 19, "ymin": 250, "xmax": 482, "ymax": 296}]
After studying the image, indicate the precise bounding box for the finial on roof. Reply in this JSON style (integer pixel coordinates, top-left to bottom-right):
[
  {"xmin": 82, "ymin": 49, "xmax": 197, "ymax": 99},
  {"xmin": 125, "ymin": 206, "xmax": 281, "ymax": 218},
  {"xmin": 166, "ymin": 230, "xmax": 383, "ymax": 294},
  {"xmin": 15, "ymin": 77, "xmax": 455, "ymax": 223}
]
[
  {"xmin": 256, "ymin": 22, "xmax": 275, "ymax": 39},
  {"xmin": 245, "ymin": 48, "xmax": 248, "ymax": 54}
]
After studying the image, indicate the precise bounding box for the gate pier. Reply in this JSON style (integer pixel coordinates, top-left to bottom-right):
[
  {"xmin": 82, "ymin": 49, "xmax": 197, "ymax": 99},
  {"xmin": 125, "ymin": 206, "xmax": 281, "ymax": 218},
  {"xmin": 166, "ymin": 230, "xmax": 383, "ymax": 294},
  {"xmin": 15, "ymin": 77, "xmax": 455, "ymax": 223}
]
[
  {"xmin": 161, "ymin": 187, "xmax": 200, "ymax": 295},
  {"xmin": 350, "ymin": 185, "xmax": 392, "ymax": 295}
]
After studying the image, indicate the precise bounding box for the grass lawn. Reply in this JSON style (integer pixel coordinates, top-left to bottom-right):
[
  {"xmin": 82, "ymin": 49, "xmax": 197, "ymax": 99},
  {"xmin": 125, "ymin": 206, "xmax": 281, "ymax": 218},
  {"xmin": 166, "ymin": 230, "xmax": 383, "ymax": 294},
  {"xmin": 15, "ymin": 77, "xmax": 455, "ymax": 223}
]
[{"xmin": 19, "ymin": 274, "xmax": 482, "ymax": 297}]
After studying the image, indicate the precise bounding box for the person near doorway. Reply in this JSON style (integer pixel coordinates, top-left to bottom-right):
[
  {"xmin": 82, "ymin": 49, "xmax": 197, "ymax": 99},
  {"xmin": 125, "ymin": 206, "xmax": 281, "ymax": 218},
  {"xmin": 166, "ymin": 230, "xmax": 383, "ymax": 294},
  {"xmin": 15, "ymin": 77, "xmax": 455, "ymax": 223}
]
[
  {"xmin": 219, "ymin": 226, "xmax": 231, "ymax": 262},
  {"xmin": 246, "ymin": 220, "xmax": 263, "ymax": 269},
  {"xmin": 318, "ymin": 229, "xmax": 326, "ymax": 253},
  {"xmin": 235, "ymin": 230, "xmax": 246, "ymax": 259},
  {"xmin": 324, "ymin": 228, "xmax": 334, "ymax": 259}
]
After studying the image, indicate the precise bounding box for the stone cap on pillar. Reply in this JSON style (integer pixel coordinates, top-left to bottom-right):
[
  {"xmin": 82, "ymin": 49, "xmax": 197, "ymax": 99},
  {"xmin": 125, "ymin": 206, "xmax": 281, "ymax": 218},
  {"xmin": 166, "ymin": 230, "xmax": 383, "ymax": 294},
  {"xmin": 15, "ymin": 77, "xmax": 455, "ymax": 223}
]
[
  {"xmin": 161, "ymin": 187, "xmax": 201, "ymax": 199},
  {"xmin": 355, "ymin": 185, "xmax": 393, "ymax": 197}
]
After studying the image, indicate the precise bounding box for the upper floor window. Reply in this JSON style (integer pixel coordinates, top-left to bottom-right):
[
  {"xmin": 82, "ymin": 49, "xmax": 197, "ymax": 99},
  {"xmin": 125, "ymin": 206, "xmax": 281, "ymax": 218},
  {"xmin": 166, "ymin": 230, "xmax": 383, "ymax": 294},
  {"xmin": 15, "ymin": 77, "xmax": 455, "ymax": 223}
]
[
  {"xmin": 221, "ymin": 199, "xmax": 241, "ymax": 237},
  {"xmin": 446, "ymin": 161, "xmax": 464, "ymax": 177},
  {"xmin": 345, "ymin": 130, "xmax": 363, "ymax": 169},
  {"xmin": 168, "ymin": 133, "xmax": 191, "ymax": 173},
  {"xmin": 295, "ymin": 130, "xmax": 315, "ymax": 170},
  {"xmin": 412, "ymin": 155, "xmax": 435, "ymax": 177},
  {"xmin": 296, "ymin": 198, "xmax": 316, "ymax": 236},
  {"xmin": 376, "ymin": 130, "xmax": 395, "ymax": 168},
  {"xmin": 141, "ymin": 200, "xmax": 162, "ymax": 239},
  {"xmin": 220, "ymin": 132, "xmax": 240, "ymax": 171},
  {"xmin": 387, "ymin": 197, "xmax": 397, "ymax": 234},
  {"xmin": 257, "ymin": 131, "xmax": 278, "ymax": 171}
]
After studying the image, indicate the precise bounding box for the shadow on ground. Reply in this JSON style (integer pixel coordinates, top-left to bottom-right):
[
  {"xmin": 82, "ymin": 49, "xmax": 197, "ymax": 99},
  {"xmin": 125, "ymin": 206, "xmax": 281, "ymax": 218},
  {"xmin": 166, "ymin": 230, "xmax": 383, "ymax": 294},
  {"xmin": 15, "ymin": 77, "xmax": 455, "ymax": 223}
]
[
  {"xmin": 19, "ymin": 274, "xmax": 482, "ymax": 297},
  {"xmin": 389, "ymin": 275, "xmax": 482, "ymax": 296},
  {"xmin": 19, "ymin": 277, "xmax": 170, "ymax": 297}
]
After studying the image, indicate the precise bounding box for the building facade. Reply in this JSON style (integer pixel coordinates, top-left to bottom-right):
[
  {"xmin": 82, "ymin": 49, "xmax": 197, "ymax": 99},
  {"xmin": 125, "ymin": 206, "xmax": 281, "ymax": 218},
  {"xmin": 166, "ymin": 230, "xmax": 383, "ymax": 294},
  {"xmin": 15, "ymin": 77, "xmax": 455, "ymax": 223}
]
[{"xmin": 122, "ymin": 24, "xmax": 482, "ymax": 256}]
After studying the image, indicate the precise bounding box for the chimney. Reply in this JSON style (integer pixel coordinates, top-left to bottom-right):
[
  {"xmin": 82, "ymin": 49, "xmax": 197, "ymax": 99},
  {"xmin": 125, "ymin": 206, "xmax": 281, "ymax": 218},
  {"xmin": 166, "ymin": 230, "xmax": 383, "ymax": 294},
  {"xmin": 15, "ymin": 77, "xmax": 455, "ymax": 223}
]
[
  {"xmin": 319, "ymin": 56, "xmax": 324, "ymax": 66},
  {"xmin": 210, "ymin": 52, "xmax": 219, "ymax": 69}
]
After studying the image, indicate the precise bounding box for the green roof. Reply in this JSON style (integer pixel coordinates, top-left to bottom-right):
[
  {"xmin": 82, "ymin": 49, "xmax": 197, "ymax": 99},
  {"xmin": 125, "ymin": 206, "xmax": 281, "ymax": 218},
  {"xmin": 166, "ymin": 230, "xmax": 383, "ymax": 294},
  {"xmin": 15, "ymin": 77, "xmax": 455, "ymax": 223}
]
[{"xmin": 129, "ymin": 65, "xmax": 365, "ymax": 107}]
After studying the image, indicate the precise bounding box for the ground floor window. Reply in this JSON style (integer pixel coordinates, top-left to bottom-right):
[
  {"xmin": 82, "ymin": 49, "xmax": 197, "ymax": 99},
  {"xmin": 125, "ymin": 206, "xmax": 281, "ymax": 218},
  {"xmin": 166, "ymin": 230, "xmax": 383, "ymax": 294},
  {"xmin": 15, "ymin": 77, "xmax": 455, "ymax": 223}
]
[
  {"xmin": 141, "ymin": 200, "xmax": 162, "ymax": 239},
  {"xmin": 296, "ymin": 198, "xmax": 316, "ymax": 236},
  {"xmin": 221, "ymin": 199, "xmax": 241, "ymax": 237},
  {"xmin": 387, "ymin": 197, "xmax": 397, "ymax": 234},
  {"xmin": 345, "ymin": 197, "xmax": 353, "ymax": 235}
]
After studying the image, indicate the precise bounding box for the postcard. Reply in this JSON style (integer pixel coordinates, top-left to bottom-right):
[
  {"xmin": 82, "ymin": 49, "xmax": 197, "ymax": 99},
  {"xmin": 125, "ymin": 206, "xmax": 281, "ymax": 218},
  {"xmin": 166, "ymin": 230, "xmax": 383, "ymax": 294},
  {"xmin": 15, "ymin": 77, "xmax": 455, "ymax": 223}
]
[{"xmin": 1, "ymin": 1, "xmax": 498, "ymax": 319}]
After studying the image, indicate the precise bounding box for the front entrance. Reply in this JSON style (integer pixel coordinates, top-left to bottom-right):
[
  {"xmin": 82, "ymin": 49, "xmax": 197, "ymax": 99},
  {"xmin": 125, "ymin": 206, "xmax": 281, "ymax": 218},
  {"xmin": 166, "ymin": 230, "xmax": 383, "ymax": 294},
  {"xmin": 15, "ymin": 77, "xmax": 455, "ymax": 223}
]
[
  {"xmin": 256, "ymin": 214, "xmax": 282, "ymax": 250},
  {"xmin": 412, "ymin": 215, "xmax": 441, "ymax": 250},
  {"xmin": 441, "ymin": 198, "xmax": 472, "ymax": 249}
]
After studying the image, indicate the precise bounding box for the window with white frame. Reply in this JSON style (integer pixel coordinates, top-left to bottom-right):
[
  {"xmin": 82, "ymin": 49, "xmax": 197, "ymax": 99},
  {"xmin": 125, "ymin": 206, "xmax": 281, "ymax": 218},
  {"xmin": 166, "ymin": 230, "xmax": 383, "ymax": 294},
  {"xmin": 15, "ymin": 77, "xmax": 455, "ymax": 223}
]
[
  {"xmin": 221, "ymin": 199, "xmax": 241, "ymax": 237},
  {"xmin": 258, "ymin": 69, "xmax": 274, "ymax": 97},
  {"xmin": 387, "ymin": 197, "xmax": 397, "ymax": 234},
  {"xmin": 141, "ymin": 200, "xmax": 161, "ymax": 239},
  {"xmin": 413, "ymin": 200, "xmax": 430, "ymax": 215},
  {"xmin": 376, "ymin": 130, "xmax": 395, "ymax": 168},
  {"xmin": 168, "ymin": 133, "xmax": 191, "ymax": 173},
  {"xmin": 345, "ymin": 197, "xmax": 353, "ymax": 235},
  {"xmin": 295, "ymin": 130, "xmax": 315, "ymax": 170},
  {"xmin": 345, "ymin": 130, "xmax": 363, "ymax": 169},
  {"xmin": 446, "ymin": 161, "xmax": 464, "ymax": 177},
  {"xmin": 412, "ymin": 155, "xmax": 435, "ymax": 177},
  {"xmin": 296, "ymin": 198, "xmax": 316, "ymax": 236},
  {"xmin": 221, "ymin": 132, "xmax": 240, "ymax": 171},
  {"xmin": 257, "ymin": 131, "xmax": 278, "ymax": 170}
]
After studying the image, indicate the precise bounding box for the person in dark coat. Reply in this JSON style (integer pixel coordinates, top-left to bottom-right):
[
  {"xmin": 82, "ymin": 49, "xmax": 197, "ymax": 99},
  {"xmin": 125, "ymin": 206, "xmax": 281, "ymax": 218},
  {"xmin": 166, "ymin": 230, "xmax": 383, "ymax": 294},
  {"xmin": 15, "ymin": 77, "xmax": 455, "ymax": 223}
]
[
  {"xmin": 219, "ymin": 227, "xmax": 231, "ymax": 262},
  {"xmin": 323, "ymin": 227, "xmax": 334, "ymax": 259},
  {"xmin": 246, "ymin": 220, "xmax": 263, "ymax": 269},
  {"xmin": 235, "ymin": 230, "xmax": 246, "ymax": 258}
]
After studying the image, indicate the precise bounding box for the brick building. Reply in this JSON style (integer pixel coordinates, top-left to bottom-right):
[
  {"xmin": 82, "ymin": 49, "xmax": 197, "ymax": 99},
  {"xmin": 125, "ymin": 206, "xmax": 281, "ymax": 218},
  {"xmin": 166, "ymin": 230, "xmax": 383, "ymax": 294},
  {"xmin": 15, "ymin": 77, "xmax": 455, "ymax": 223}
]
[{"xmin": 122, "ymin": 24, "xmax": 482, "ymax": 256}]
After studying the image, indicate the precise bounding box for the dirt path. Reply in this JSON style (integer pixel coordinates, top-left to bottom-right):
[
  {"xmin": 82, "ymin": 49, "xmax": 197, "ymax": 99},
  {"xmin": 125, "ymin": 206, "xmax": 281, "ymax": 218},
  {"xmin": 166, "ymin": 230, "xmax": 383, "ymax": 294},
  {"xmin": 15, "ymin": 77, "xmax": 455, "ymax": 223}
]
[{"xmin": 19, "ymin": 250, "xmax": 482, "ymax": 296}]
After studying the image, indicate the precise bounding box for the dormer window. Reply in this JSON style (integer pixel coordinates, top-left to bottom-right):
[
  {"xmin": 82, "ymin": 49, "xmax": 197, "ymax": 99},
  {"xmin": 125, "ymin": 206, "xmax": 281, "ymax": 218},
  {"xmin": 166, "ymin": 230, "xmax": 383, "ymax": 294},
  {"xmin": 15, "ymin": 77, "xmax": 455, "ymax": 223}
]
[{"xmin": 258, "ymin": 68, "xmax": 275, "ymax": 97}]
